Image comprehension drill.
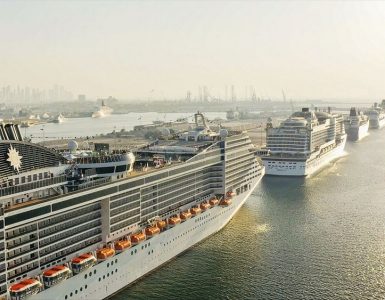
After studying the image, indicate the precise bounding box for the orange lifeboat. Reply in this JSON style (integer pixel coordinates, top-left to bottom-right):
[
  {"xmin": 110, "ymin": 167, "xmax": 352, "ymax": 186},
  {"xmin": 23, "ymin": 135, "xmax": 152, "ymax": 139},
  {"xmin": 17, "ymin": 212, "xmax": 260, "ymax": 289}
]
[
  {"xmin": 96, "ymin": 248, "xmax": 115, "ymax": 260},
  {"xmin": 209, "ymin": 198, "xmax": 219, "ymax": 207},
  {"xmin": 9, "ymin": 278, "xmax": 42, "ymax": 299},
  {"xmin": 190, "ymin": 206, "xmax": 202, "ymax": 216},
  {"xmin": 220, "ymin": 198, "xmax": 232, "ymax": 207},
  {"xmin": 180, "ymin": 211, "xmax": 192, "ymax": 221},
  {"xmin": 200, "ymin": 202, "xmax": 210, "ymax": 211},
  {"xmin": 168, "ymin": 216, "xmax": 181, "ymax": 227},
  {"xmin": 156, "ymin": 220, "xmax": 167, "ymax": 230},
  {"xmin": 145, "ymin": 226, "xmax": 160, "ymax": 238},
  {"xmin": 42, "ymin": 265, "xmax": 72, "ymax": 288},
  {"xmin": 227, "ymin": 191, "xmax": 236, "ymax": 197},
  {"xmin": 114, "ymin": 239, "xmax": 131, "ymax": 252},
  {"xmin": 131, "ymin": 232, "xmax": 146, "ymax": 245},
  {"xmin": 71, "ymin": 253, "xmax": 96, "ymax": 274}
]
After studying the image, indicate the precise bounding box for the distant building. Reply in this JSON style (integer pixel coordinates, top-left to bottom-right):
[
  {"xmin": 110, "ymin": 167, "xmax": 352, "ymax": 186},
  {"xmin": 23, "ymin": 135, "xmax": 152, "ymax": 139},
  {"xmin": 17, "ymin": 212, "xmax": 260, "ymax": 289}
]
[{"xmin": 78, "ymin": 94, "xmax": 86, "ymax": 101}]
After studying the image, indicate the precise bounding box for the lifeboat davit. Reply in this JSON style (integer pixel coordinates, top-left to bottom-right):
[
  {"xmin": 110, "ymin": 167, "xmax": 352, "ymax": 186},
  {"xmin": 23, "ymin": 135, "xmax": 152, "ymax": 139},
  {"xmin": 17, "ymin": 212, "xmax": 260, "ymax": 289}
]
[
  {"xmin": 190, "ymin": 206, "xmax": 202, "ymax": 216},
  {"xmin": 156, "ymin": 220, "xmax": 167, "ymax": 230},
  {"xmin": 71, "ymin": 253, "xmax": 96, "ymax": 274},
  {"xmin": 180, "ymin": 211, "xmax": 192, "ymax": 221},
  {"xmin": 209, "ymin": 198, "xmax": 219, "ymax": 207},
  {"xmin": 220, "ymin": 198, "xmax": 232, "ymax": 207},
  {"xmin": 96, "ymin": 248, "xmax": 115, "ymax": 260},
  {"xmin": 114, "ymin": 239, "xmax": 131, "ymax": 252},
  {"xmin": 9, "ymin": 278, "xmax": 42, "ymax": 299},
  {"xmin": 200, "ymin": 202, "xmax": 210, "ymax": 211},
  {"xmin": 42, "ymin": 265, "xmax": 72, "ymax": 288},
  {"xmin": 131, "ymin": 232, "xmax": 146, "ymax": 244},
  {"xmin": 168, "ymin": 216, "xmax": 181, "ymax": 227},
  {"xmin": 145, "ymin": 226, "xmax": 160, "ymax": 238}
]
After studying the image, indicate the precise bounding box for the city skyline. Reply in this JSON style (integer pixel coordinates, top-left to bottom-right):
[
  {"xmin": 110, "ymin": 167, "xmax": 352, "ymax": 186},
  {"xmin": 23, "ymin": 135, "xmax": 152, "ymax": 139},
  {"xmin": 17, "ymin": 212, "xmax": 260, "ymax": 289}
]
[{"xmin": 1, "ymin": 1, "xmax": 385, "ymax": 101}]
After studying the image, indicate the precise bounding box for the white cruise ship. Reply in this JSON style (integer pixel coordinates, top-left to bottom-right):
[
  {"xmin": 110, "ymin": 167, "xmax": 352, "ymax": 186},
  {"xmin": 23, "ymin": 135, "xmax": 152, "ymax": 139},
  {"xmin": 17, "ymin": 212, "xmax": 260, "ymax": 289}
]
[
  {"xmin": 0, "ymin": 112, "xmax": 264, "ymax": 300},
  {"xmin": 92, "ymin": 101, "xmax": 113, "ymax": 118},
  {"xmin": 344, "ymin": 107, "xmax": 369, "ymax": 141},
  {"xmin": 365, "ymin": 100, "xmax": 385, "ymax": 129},
  {"xmin": 261, "ymin": 108, "xmax": 347, "ymax": 176}
]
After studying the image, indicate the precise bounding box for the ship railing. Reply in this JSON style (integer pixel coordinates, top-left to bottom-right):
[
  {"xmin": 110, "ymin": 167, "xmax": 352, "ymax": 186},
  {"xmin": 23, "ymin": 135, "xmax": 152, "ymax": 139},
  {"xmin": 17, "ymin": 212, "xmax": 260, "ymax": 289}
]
[
  {"xmin": 77, "ymin": 177, "xmax": 111, "ymax": 191},
  {"xmin": 0, "ymin": 175, "xmax": 67, "ymax": 197}
]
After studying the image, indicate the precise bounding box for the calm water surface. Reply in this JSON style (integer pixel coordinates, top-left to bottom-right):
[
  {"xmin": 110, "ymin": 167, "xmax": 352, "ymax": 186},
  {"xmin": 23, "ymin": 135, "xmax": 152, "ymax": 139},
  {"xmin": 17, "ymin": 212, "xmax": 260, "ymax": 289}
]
[{"xmin": 110, "ymin": 129, "xmax": 385, "ymax": 300}]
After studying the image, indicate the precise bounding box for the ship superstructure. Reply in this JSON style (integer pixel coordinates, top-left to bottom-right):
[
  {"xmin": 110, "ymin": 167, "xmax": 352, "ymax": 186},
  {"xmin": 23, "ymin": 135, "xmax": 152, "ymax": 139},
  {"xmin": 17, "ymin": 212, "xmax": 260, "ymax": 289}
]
[
  {"xmin": 261, "ymin": 108, "xmax": 346, "ymax": 176},
  {"xmin": 0, "ymin": 112, "xmax": 264, "ymax": 300},
  {"xmin": 344, "ymin": 107, "xmax": 369, "ymax": 141},
  {"xmin": 92, "ymin": 101, "xmax": 113, "ymax": 118},
  {"xmin": 365, "ymin": 100, "xmax": 385, "ymax": 129}
]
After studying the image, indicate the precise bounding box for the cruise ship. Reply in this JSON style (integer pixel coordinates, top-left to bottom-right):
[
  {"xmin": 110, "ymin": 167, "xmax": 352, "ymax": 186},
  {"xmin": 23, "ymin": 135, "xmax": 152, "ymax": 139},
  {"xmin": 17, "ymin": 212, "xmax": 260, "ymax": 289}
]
[
  {"xmin": 365, "ymin": 100, "xmax": 385, "ymax": 129},
  {"xmin": 261, "ymin": 108, "xmax": 346, "ymax": 176},
  {"xmin": 344, "ymin": 107, "xmax": 369, "ymax": 141},
  {"xmin": 92, "ymin": 101, "xmax": 113, "ymax": 118},
  {"xmin": 0, "ymin": 112, "xmax": 264, "ymax": 300}
]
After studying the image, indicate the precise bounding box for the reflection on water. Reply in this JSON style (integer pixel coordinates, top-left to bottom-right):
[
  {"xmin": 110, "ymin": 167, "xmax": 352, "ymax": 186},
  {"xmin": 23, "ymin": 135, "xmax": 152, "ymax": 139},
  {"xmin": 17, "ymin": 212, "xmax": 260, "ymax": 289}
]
[{"xmin": 111, "ymin": 129, "xmax": 385, "ymax": 300}]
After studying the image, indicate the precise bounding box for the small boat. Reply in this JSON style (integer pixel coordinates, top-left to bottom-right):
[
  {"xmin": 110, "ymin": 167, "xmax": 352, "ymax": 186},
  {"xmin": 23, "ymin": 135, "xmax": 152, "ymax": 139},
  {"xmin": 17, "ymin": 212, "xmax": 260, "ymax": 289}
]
[
  {"xmin": 114, "ymin": 239, "xmax": 131, "ymax": 252},
  {"xmin": 200, "ymin": 202, "xmax": 210, "ymax": 211},
  {"xmin": 220, "ymin": 198, "xmax": 232, "ymax": 207},
  {"xmin": 9, "ymin": 278, "xmax": 42, "ymax": 300},
  {"xmin": 131, "ymin": 232, "xmax": 146, "ymax": 244},
  {"xmin": 226, "ymin": 191, "xmax": 236, "ymax": 197},
  {"xmin": 156, "ymin": 220, "xmax": 167, "ymax": 230},
  {"xmin": 71, "ymin": 253, "xmax": 96, "ymax": 274},
  {"xmin": 42, "ymin": 265, "xmax": 72, "ymax": 288},
  {"xmin": 190, "ymin": 206, "xmax": 202, "ymax": 216},
  {"xmin": 168, "ymin": 216, "xmax": 181, "ymax": 227},
  {"xmin": 209, "ymin": 198, "xmax": 219, "ymax": 207},
  {"xmin": 96, "ymin": 248, "xmax": 115, "ymax": 260},
  {"xmin": 180, "ymin": 211, "xmax": 192, "ymax": 221},
  {"xmin": 145, "ymin": 226, "xmax": 160, "ymax": 238}
]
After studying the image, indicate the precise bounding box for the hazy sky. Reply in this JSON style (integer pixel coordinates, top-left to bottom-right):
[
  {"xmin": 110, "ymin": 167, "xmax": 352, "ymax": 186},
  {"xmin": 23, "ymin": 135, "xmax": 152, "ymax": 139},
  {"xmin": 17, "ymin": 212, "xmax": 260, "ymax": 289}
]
[{"xmin": 1, "ymin": 1, "xmax": 385, "ymax": 101}]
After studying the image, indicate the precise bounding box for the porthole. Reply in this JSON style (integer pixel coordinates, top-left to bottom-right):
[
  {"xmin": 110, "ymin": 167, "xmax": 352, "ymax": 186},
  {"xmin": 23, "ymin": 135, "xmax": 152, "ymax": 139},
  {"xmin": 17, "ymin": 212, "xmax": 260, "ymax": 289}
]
[
  {"xmin": 103, "ymin": 275, "xmax": 105, "ymax": 279},
  {"xmin": 94, "ymin": 270, "xmax": 96, "ymax": 274},
  {"xmin": 99, "ymin": 278, "xmax": 101, "ymax": 282},
  {"xmin": 70, "ymin": 292, "xmax": 73, "ymax": 297},
  {"xmin": 115, "ymin": 269, "xmax": 118, "ymax": 272},
  {"xmin": 111, "ymin": 261, "xmax": 114, "ymax": 266},
  {"xmin": 115, "ymin": 259, "xmax": 117, "ymax": 263},
  {"xmin": 107, "ymin": 263, "xmax": 110, "ymax": 267},
  {"xmin": 112, "ymin": 271, "xmax": 114, "ymax": 275},
  {"xmin": 65, "ymin": 296, "xmax": 68, "ymax": 300},
  {"xmin": 85, "ymin": 285, "xmax": 88, "ymax": 289},
  {"xmin": 107, "ymin": 273, "xmax": 110, "ymax": 277},
  {"xmin": 84, "ymin": 274, "xmax": 87, "ymax": 279},
  {"xmin": 89, "ymin": 272, "xmax": 92, "ymax": 277},
  {"xmin": 75, "ymin": 290, "xmax": 78, "ymax": 295},
  {"xmin": 80, "ymin": 287, "xmax": 83, "ymax": 292}
]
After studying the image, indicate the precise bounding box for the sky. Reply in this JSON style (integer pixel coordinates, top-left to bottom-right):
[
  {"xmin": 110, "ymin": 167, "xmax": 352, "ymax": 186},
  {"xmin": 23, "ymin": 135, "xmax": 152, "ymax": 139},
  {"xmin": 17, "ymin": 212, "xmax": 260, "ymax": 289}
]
[{"xmin": 1, "ymin": 1, "xmax": 385, "ymax": 101}]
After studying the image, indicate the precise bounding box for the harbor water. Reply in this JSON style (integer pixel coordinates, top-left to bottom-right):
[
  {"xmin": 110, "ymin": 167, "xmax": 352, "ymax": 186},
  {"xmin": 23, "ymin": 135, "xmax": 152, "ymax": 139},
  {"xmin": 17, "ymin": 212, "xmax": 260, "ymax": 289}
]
[{"xmin": 109, "ymin": 130, "xmax": 385, "ymax": 299}]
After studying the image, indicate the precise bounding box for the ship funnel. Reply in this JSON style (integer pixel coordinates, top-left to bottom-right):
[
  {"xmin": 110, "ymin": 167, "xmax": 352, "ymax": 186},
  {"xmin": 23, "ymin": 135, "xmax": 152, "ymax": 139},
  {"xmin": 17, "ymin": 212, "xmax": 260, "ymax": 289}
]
[{"xmin": 350, "ymin": 107, "xmax": 358, "ymax": 117}]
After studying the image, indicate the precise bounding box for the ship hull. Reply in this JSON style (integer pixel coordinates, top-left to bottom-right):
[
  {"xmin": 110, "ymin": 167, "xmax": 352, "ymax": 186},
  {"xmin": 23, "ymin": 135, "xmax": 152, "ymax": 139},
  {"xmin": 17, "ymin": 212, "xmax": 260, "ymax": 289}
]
[
  {"xmin": 29, "ymin": 172, "xmax": 264, "ymax": 300},
  {"xmin": 346, "ymin": 122, "xmax": 369, "ymax": 141},
  {"xmin": 369, "ymin": 116, "xmax": 385, "ymax": 129},
  {"xmin": 262, "ymin": 136, "xmax": 346, "ymax": 176}
]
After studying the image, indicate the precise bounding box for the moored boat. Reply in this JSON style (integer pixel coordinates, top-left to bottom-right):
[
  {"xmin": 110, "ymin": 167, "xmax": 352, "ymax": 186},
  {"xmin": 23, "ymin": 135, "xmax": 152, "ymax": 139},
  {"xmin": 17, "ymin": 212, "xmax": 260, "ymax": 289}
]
[
  {"xmin": 130, "ymin": 232, "xmax": 146, "ymax": 244},
  {"xmin": 180, "ymin": 211, "xmax": 192, "ymax": 221},
  {"xmin": 9, "ymin": 279, "xmax": 42, "ymax": 300},
  {"xmin": 114, "ymin": 240, "xmax": 132, "ymax": 252},
  {"xmin": 96, "ymin": 248, "xmax": 115, "ymax": 260},
  {"xmin": 71, "ymin": 254, "xmax": 96, "ymax": 274},
  {"xmin": 42, "ymin": 266, "xmax": 72, "ymax": 288}
]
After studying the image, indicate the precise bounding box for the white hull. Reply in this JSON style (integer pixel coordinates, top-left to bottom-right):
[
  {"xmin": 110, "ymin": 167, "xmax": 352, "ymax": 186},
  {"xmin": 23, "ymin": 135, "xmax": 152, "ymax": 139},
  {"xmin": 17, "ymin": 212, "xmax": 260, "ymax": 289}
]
[
  {"xmin": 29, "ymin": 172, "xmax": 264, "ymax": 300},
  {"xmin": 263, "ymin": 136, "xmax": 346, "ymax": 176},
  {"xmin": 369, "ymin": 116, "xmax": 385, "ymax": 129},
  {"xmin": 347, "ymin": 122, "xmax": 369, "ymax": 141}
]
